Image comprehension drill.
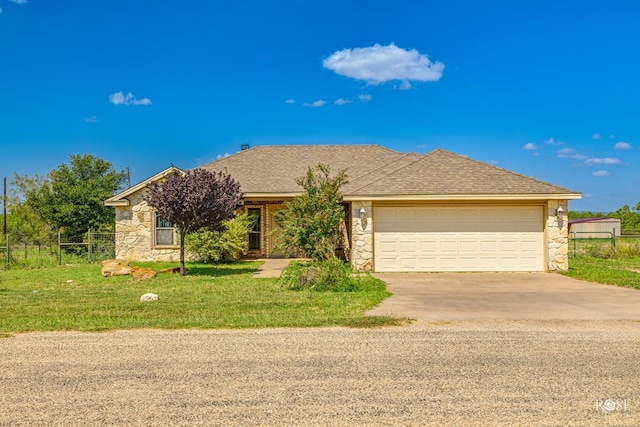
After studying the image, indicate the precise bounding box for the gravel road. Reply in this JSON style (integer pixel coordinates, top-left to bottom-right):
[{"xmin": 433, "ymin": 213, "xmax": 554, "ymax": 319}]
[{"xmin": 1, "ymin": 321, "xmax": 639, "ymax": 426}]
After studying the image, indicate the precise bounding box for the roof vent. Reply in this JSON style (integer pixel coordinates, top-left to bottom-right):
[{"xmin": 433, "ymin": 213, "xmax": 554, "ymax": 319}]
[{"xmin": 240, "ymin": 144, "xmax": 250, "ymax": 151}]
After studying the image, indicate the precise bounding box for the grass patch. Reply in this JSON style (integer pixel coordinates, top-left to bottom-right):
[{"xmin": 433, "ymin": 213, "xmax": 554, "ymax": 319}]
[
  {"xmin": 563, "ymin": 256, "xmax": 640, "ymax": 290},
  {"xmin": 0, "ymin": 261, "xmax": 404, "ymax": 333}
]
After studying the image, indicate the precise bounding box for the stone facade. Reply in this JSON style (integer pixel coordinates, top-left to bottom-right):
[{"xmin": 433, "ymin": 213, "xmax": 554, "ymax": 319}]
[
  {"xmin": 546, "ymin": 199, "xmax": 569, "ymax": 271},
  {"xmin": 350, "ymin": 201, "xmax": 373, "ymax": 272},
  {"xmin": 114, "ymin": 192, "xmax": 182, "ymax": 262},
  {"xmin": 113, "ymin": 192, "xmax": 571, "ymax": 272}
]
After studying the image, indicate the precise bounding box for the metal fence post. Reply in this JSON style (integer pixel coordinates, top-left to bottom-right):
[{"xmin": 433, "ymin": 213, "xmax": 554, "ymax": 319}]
[
  {"xmin": 88, "ymin": 229, "xmax": 92, "ymax": 263},
  {"xmin": 58, "ymin": 230, "xmax": 62, "ymax": 266},
  {"xmin": 612, "ymin": 228, "xmax": 616, "ymax": 248},
  {"xmin": 4, "ymin": 235, "xmax": 9, "ymax": 270}
]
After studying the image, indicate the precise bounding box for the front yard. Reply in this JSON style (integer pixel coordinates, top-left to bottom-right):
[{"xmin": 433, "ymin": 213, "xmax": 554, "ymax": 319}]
[
  {"xmin": 0, "ymin": 261, "xmax": 403, "ymax": 334},
  {"xmin": 563, "ymin": 256, "xmax": 640, "ymax": 290}
]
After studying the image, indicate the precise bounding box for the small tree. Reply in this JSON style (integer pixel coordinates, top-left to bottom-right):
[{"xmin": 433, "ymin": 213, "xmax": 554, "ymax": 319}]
[
  {"xmin": 275, "ymin": 163, "xmax": 348, "ymax": 260},
  {"xmin": 145, "ymin": 168, "xmax": 243, "ymax": 275}
]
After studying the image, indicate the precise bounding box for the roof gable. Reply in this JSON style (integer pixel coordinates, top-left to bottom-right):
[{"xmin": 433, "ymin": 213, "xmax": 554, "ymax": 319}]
[{"xmin": 104, "ymin": 166, "xmax": 183, "ymax": 206}]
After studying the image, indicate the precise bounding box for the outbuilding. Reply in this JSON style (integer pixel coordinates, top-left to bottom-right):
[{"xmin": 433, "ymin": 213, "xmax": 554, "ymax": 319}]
[{"xmin": 568, "ymin": 217, "xmax": 621, "ymax": 238}]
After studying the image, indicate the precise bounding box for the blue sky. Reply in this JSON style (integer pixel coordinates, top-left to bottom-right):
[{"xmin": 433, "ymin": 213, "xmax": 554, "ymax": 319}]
[{"xmin": 1, "ymin": 0, "xmax": 639, "ymax": 212}]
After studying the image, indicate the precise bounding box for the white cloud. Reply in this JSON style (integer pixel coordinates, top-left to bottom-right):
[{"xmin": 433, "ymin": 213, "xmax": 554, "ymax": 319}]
[
  {"xmin": 303, "ymin": 100, "xmax": 326, "ymax": 108},
  {"xmin": 487, "ymin": 160, "xmax": 499, "ymax": 165},
  {"xmin": 9, "ymin": 0, "xmax": 28, "ymax": 4},
  {"xmin": 585, "ymin": 157, "xmax": 621, "ymax": 165},
  {"xmin": 522, "ymin": 142, "xmax": 537, "ymax": 150},
  {"xmin": 557, "ymin": 148, "xmax": 587, "ymax": 160},
  {"xmin": 397, "ymin": 80, "xmax": 412, "ymax": 90},
  {"xmin": 323, "ymin": 43, "xmax": 444, "ymax": 85},
  {"xmin": 614, "ymin": 141, "xmax": 632, "ymax": 150},
  {"xmin": 358, "ymin": 94, "xmax": 372, "ymax": 102},
  {"xmin": 131, "ymin": 97, "xmax": 151, "ymax": 106},
  {"xmin": 545, "ymin": 137, "xmax": 564, "ymax": 145},
  {"xmin": 109, "ymin": 91, "xmax": 152, "ymax": 106},
  {"xmin": 0, "ymin": 7, "xmax": 3, "ymax": 13},
  {"xmin": 334, "ymin": 98, "xmax": 353, "ymax": 105},
  {"xmin": 591, "ymin": 133, "xmax": 601, "ymax": 140},
  {"xmin": 216, "ymin": 153, "xmax": 230, "ymax": 160},
  {"xmin": 83, "ymin": 116, "xmax": 99, "ymax": 123},
  {"xmin": 284, "ymin": 99, "xmax": 295, "ymax": 104},
  {"xmin": 609, "ymin": 134, "xmax": 615, "ymax": 139},
  {"xmin": 592, "ymin": 170, "xmax": 611, "ymax": 177}
]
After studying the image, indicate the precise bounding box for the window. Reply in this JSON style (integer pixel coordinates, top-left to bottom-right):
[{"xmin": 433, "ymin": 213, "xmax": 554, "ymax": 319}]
[
  {"xmin": 155, "ymin": 213, "xmax": 176, "ymax": 246},
  {"xmin": 248, "ymin": 208, "xmax": 261, "ymax": 251}
]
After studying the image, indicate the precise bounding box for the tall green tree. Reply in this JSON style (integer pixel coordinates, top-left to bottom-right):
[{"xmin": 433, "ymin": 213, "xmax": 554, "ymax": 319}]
[
  {"xmin": 609, "ymin": 204, "xmax": 640, "ymax": 232},
  {"xmin": 145, "ymin": 168, "xmax": 243, "ymax": 275},
  {"xmin": 275, "ymin": 163, "xmax": 349, "ymax": 260},
  {"xmin": 15, "ymin": 154, "xmax": 127, "ymax": 237}
]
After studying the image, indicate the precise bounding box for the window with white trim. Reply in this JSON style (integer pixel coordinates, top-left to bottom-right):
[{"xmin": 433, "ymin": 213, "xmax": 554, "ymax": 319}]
[{"xmin": 155, "ymin": 213, "xmax": 177, "ymax": 246}]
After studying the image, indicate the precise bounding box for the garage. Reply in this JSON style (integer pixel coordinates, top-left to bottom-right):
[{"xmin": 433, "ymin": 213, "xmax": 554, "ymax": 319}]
[{"xmin": 373, "ymin": 205, "xmax": 544, "ymax": 272}]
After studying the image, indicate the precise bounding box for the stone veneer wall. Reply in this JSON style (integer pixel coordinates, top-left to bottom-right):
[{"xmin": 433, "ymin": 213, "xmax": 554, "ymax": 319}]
[
  {"xmin": 114, "ymin": 192, "xmax": 182, "ymax": 262},
  {"xmin": 350, "ymin": 201, "xmax": 373, "ymax": 272},
  {"xmin": 546, "ymin": 200, "xmax": 569, "ymax": 271}
]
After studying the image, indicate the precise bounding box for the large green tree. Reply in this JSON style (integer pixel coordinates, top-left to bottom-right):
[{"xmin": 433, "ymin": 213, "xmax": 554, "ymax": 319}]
[
  {"xmin": 275, "ymin": 163, "xmax": 348, "ymax": 260},
  {"xmin": 15, "ymin": 154, "xmax": 127, "ymax": 237}
]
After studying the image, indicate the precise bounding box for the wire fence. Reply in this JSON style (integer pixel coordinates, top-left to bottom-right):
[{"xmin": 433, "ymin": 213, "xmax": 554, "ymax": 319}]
[
  {"xmin": 1, "ymin": 231, "xmax": 115, "ymax": 270},
  {"xmin": 569, "ymin": 231, "xmax": 640, "ymax": 258}
]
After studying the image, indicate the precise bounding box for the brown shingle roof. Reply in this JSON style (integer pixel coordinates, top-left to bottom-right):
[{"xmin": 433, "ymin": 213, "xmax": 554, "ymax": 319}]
[
  {"xmin": 200, "ymin": 145, "xmax": 403, "ymax": 194},
  {"xmin": 199, "ymin": 145, "xmax": 579, "ymax": 198},
  {"xmin": 348, "ymin": 148, "xmax": 577, "ymax": 196}
]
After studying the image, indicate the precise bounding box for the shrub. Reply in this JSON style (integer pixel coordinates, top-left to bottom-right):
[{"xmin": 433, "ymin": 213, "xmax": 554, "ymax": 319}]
[
  {"xmin": 608, "ymin": 242, "xmax": 640, "ymax": 259},
  {"xmin": 186, "ymin": 213, "xmax": 253, "ymax": 263},
  {"xmin": 584, "ymin": 241, "xmax": 640, "ymax": 259},
  {"xmin": 279, "ymin": 257, "xmax": 357, "ymax": 292}
]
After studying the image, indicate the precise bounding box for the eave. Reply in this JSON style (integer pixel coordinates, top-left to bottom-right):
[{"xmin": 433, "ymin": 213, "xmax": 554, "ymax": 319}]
[
  {"xmin": 343, "ymin": 193, "xmax": 582, "ymax": 202},
  {"xmin": 103, "ymin": 166, "xmax": 184, "ymax": 207}
]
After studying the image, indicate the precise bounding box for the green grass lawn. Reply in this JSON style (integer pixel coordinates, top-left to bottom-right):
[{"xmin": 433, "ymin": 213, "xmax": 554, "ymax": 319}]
[
  {"xmin": 563, "ymin": 256, "xmax": 640, "ymax": 290},
  {"xmin": 0, "ymin": 261, "xmax": 404, "ymax": 334}
]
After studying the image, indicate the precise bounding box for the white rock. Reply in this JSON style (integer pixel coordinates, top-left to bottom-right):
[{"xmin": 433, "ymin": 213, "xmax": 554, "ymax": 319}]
[{"xmin": 140, "ymin": 293, "xmax": 159, "ymax": 302}]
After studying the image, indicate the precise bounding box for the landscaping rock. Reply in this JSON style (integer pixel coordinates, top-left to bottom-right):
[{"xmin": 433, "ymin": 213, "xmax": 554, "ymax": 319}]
[
  {"xmin": 130, "ymin": 266, "xmax": 157, "ymax": 280},
  {"xmin": 101, "ymin": 259, "xmax": 131, "ymax": 277},
  {"xmin": 139, "ymin": 293, "xmax": 159, "ymax": 302},
  {"xmin": 157, "ymin": 267, "xmax": 183, "ymax": 274}
]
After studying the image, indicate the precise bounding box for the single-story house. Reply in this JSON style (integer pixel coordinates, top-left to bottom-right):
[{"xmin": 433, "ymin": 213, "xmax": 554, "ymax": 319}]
[
  {"xmin": 105, "ymin": 145, "xmax": 581, "ymax": 272},
  {"xmin": 568, "ymin": 217, "xmax": 621, "ymax": 238}
]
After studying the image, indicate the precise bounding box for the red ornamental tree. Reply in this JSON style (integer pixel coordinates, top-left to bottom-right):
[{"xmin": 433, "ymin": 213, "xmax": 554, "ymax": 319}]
[{"xmin": 145, "ymin": 168, "xmax": 243, "ymax": 275}]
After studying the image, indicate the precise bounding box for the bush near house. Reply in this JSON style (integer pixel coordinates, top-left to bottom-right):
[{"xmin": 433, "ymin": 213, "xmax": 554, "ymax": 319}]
[
  {"xmin": 279, "ymin": 257, "xmax": 358, "ymax": 292},
  {"xmin": 276, "ymin": 164, "xmax": 357, "ymax": 291},
  {"xmin": 186, "ymin": 213, "xmax": 254, "ymax": 263}
]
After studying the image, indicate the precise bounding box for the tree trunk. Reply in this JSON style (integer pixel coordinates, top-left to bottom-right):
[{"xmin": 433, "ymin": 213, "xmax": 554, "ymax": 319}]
[{"xmin": 179, "ymin": 229, "xmax": 186, "ymax": 276}]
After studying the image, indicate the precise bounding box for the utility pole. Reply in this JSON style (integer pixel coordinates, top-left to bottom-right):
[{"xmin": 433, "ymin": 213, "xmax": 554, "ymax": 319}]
[{"xmin": 2, "ymin": 176, "xmax": 6, "ymax": 238}]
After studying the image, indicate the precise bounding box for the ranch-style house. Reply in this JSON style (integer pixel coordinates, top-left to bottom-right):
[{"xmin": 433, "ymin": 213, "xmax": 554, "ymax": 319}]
[{"xmin": 104, "ymin": 145, "xmax": 581, "ymax": 272}]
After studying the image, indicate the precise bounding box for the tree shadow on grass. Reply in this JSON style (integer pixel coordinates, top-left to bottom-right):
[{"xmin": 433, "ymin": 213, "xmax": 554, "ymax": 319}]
[{"xmin": 187, "ymin": 265, "xmax": 259, "ymax": 277}]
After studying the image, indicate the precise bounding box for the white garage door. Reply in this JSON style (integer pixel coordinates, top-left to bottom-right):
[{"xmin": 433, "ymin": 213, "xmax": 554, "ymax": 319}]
[{"xmin": 374, "ymin": 206, "xmax": 544, "ymax": 272}]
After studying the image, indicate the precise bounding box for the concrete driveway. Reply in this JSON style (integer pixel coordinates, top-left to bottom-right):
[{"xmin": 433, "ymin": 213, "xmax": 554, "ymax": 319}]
[{"xmin": 368, "ymin": 272, "xmax": 640, "ymax": 320}]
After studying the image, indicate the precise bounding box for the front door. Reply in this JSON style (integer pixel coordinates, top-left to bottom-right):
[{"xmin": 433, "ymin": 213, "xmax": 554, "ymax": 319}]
[
  {"xmin": 247, "ymin": 207, "xmax": 262, "ymax": 255},
  {"xmin": 269, "ymin": 206, "xmax": 285, "ymax": 257}
]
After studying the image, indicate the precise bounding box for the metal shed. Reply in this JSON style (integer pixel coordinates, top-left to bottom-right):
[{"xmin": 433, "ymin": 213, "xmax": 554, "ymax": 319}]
[{"xmin": 568, "ymin": 217, "xmax": 621, "ymax": 238}]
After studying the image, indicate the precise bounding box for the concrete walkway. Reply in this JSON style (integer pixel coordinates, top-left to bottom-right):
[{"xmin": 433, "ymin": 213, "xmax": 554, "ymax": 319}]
[
  {"xmin": 252, "ymin": 258, "xmax": 299, "ymax": 278},
  {"xmin": 368, "ymin": 272, "xmax": 640, "ymax": 320}
]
